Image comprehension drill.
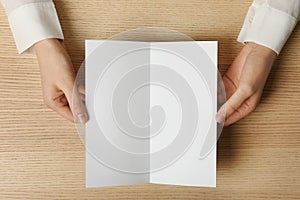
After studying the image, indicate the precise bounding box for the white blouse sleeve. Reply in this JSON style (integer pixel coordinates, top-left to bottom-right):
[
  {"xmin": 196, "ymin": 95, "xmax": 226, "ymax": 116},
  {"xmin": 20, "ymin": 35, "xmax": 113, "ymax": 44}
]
[
  {"xmin": 0, "ymin": 0, "xmax": 64, "ymax": 54},
  {"xmin": 238, "ymin": 0, "xmax": 300, "ymax": 54}
]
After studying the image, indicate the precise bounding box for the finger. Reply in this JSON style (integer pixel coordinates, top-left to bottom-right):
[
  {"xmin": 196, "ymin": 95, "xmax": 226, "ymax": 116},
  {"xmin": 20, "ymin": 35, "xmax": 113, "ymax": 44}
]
[
  {"xmin": 78, "ymin": 85, "xmax": 85, "ymax": 95},
  {"xmin": 79, "ymin": 93, "xmax": 85, "ymax": 102},
  {"xmin": 222, "ymin": 74, "xmax": 237, "ymax": 100},
  {"xmin": 220, "ymin": 45, "xmax": 252, "ymax": 101},
  {"xmin": 64, "ymin": 84, "xmax": 89, "ymax": 124},
  {"xmin": 224, "ymin": 93, "xmax": 260, "ymax": 126},
  {"xmin": 55, "ymin": 106, "xmax": 74, "ymax": 122},
  {"xmin": 47, "ymin": 100, "xmax": 74, "ymax": 122},
  {"xmin": 44, "ymin": 91, "xmax": 74, "ymax": 121},
  {"xmin": 216, "ymin": 87, "xmax": 250, "ymax": 123},
  {"xmin": 217, "ymin": 75, "xmax": 227, "ymax": 110},
  {"xmin": 217, "ymin": 93, "xmax": 226, "ymax": 110},
  {"xmin": 58, "ymin": 94, "xmax": 68, "ymax": 105}
]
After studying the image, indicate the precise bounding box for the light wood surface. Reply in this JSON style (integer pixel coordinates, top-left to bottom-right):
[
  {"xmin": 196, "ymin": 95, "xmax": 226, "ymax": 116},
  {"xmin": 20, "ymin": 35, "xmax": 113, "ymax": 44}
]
[{"xmin": 0, "ymin": 0, "xmax": 299, "ymax": 199}]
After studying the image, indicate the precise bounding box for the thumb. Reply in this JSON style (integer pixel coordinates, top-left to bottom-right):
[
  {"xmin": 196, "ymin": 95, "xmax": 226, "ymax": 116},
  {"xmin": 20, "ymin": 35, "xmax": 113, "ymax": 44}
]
[
  {"xmin": 64, "ymin": 83, "xmax": 89, "ymax": 123},
  {"xmin": 216, "ymin": 87, "xmax": 250, "ymax": 124}
]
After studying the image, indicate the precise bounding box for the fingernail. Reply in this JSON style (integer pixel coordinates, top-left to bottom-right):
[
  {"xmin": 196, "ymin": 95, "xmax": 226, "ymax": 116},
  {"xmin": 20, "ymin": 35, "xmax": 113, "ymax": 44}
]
[
  {"xmin": 76, "ymin": 113, "xmax": 88, "ymax": 124},
  {"xmin": 216, "ymin": 113, "xmax": 225, "ymax": 124}
]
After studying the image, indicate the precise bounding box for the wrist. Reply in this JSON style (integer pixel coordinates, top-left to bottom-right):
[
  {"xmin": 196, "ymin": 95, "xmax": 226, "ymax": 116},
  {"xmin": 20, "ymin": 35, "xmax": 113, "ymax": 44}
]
[
  {"xmin": 33, "ymin": 38, "xmax": 61, "ymax": 53},
  {"xmin": 246, "ymin": 42, "xmax": 277, "ymax": 59}
]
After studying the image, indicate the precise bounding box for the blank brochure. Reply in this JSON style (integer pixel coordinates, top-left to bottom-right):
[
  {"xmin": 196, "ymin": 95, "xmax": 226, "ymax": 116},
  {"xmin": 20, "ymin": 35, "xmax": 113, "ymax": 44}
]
[{"xmin": 85, "ymin": 40, "xmax": 217, "ymax": 187}]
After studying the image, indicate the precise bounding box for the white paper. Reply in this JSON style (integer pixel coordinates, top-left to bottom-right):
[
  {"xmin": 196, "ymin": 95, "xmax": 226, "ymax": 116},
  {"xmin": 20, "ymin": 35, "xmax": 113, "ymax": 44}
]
[{"xmin": 85, "ymin": 40, "xmax": 217, "ymax": 188}]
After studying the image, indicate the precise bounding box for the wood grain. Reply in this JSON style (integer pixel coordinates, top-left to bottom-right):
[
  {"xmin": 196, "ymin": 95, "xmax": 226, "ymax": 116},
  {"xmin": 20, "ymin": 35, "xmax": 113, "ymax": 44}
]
[{"xmin": 0, "ymin": 0, "xmax": 299, "ymax": 199}]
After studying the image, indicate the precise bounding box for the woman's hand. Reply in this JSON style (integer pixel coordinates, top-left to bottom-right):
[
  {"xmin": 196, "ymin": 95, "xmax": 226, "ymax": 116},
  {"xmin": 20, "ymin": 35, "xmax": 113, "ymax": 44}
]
[
  {"xmin": 216, "ymin": 42, "xmax": 277, "ymax": 126},
  {"xmin": 34, "ymin": 39, "xmax": 88, "ymax": 123}
]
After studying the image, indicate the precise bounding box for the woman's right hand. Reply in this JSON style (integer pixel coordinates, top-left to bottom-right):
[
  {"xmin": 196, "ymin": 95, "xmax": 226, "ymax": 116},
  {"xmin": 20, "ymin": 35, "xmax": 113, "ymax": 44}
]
[{"xmin": 216, "ymin": 42, "xmax": 276, "ymax": 126}]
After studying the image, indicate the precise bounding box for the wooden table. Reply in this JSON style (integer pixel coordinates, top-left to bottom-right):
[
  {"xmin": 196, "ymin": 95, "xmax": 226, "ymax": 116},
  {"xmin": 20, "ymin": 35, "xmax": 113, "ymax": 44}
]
[{"xmin": 0, "ymin": 0, "xmax": 299, "ymax": 199}]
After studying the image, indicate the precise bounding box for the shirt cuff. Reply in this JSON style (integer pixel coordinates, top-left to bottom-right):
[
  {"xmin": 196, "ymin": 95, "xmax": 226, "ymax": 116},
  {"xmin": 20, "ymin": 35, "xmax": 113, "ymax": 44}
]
[
  {"xmin": 7, "ymin": 2, "xmax": 64, "ymax": 54},
  {"xmin": 237, "ymin": 4, "xmax": 298, "ymax": 54}
]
